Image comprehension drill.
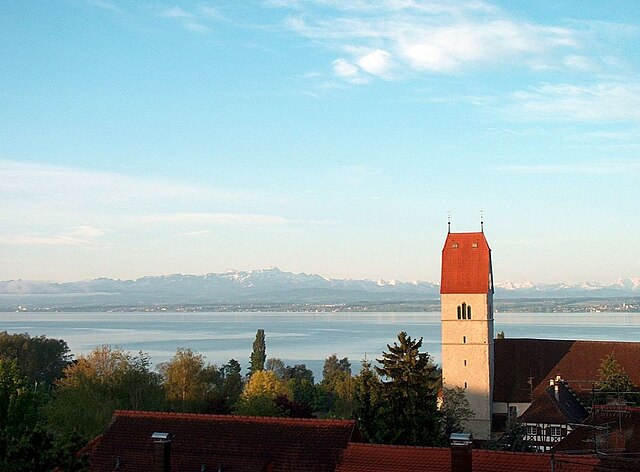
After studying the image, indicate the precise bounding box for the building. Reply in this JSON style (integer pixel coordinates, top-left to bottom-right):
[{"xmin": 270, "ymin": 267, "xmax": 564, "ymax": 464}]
[
  {"xmin": 87, "ymin": 410, "xmax": 605, "ymax": 472},
  {"xmin": 440, "ymin": 229, "xmax": 494, "ymax": 440},
  {"xmin": 519, "ymin": 376, "xmax": 588, "ymax": 451}
]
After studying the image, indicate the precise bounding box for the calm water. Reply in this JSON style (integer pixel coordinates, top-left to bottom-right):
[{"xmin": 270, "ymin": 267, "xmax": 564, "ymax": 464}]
[{"xmin": 1, "ymin": 311, "xmax": 639, "ymax": 380}]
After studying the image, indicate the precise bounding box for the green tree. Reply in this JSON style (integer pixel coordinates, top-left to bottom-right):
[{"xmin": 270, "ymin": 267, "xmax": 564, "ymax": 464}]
[
  {"xmin": 441, "ymin": 387, "xmax": 474, "ymax": 437},
  {"xmin": 47, "ymin": 346, "xmax": 163, "ymax": 440},
  {"xmin": 597, "ymin": 353, "xmax": 634, "ymax": 393},
  {"xmin": 0, "ymin": 331, "xmax": 71, "ymax": 386},
  {"xmin": 488, "ymin": 420, "xmax": 532, "ymax": 452},
  {"xmin": 353, "ymin": 360, "xmax": 386, "ymax": 443},
  {"xmin": 249, "ymin": 329, "xmax": 266, "ymax": 376},
  {"xmin": 375, "ymin": 331, "xmax": 442, "ymax": 446},
  {"xmin": 496, "ymin": 331, "xmax": 505, "ymax": 340},
  {"xmin": 0, "ymin": 358, "xmax": 88, "ymax": 471},
  {"xmin": 320, "ymin": 354, "xmax": 354, "ymax": 417},
  {"xmin": 221, "ymin": 359, "xmax": 243, "ymax": 410}
]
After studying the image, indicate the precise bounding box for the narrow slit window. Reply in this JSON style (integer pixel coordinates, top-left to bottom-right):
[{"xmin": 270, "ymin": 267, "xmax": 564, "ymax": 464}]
[
  {"xmin": 464, "ymin": 382, "xmax": 468, "ymax": 389},
  {"xmin": 463, "ymin": 336, "xmax": 466, "ymax": 344},
  {"xmin": 464, "ymin": 360, "xmax": 467, "ymax": 366},
  {"xmin": 457, "ymin": 306, "xmax": 461, "ymax": 319},
  {"xmin": 467, "ymin": 305, "xmax": 472, "ymax": 319},
  {"xmin": 461, "ymin": 302, "xmax": 467, "ymax": 319}
]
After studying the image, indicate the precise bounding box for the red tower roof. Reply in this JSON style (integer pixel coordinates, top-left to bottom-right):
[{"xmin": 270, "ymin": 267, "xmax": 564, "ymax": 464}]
[{"xmin": 440, "ymin": 232, "xmax": 493, "ymax": 294}]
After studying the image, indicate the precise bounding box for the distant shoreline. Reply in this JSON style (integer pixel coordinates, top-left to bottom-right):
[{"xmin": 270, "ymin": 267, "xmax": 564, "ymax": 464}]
[{"xmin": 2, "ymin": 297, "xmax": 640, "ymax": 314}]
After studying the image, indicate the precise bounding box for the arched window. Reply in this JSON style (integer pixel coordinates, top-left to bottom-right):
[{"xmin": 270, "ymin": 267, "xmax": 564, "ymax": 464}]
[
  {"xmin": 461, "ymin": 302, "xmax": 467, "ymax": 319},
  {"xmin": 467, "ymin": 305, "xmax": 472, "ymax": 319},
  {"xmin": 457, "ymin": 305, "xmax": 461, "ymax": 319}
]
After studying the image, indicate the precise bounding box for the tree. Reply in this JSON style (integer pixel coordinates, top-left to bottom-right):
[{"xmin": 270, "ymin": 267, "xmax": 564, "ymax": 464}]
[
  {"xmin": 221, "ymin": 359, "xmax": 243, "ymax": 410},
  {"xmin": 488, "ymin": 420, "xmax": 532, "ymax": 452},
  {"xmin": 159, "ymin": 348, "xmax": 216, "ymax": 410},
  {"xmin": 0, "ymin": 358, "xmax": 88, "ymax": 471},
  {"xmin": 249, "ymin": 329, "xmax": 266, "ymax": 376},
  {"xmin": 265, "ymin": 358, "xmax": 286, "ymax": 379},
  {"xmin": 595, "ymin": 353, "xmax": 638, "ymax": 404},
  {"xmin": 0, "ymin": 331, "xmax": 71, "ymax": 386},
  {"xmin": 496, "ymin": 331, "xmax": 505, "ymax": 340},
  {"xmin": 236, "ymin": 370, "xmax": 292, "ymax": 416},
  {"xmin": 47, "ymin": 346, "xmax": 163, "ymax": 440},
  {"xmin": 375, "ymin": 331, "xmax": 442, "ymax": 446},
  {"xmin": 597, "ymin": 353, "xmax": 634, "ymax": 393},
  {"xmin": 441, "ymin": 387, "xmax": 474, "ymax": 437},
  {"xmin": 353, "ymin": 360, "xmax": 386, "ymax": 443}
]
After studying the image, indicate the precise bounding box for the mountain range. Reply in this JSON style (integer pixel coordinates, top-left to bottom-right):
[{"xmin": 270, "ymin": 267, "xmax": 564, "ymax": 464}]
[{"xmin": 1, "ymin": 268, "xmax": 639, "ymax": 309}]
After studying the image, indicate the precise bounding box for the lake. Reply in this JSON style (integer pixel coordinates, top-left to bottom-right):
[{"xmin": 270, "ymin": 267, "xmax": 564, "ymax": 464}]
[{"xmin": 2, "ymin": 311, "xmax": 640, "ymax": 380}]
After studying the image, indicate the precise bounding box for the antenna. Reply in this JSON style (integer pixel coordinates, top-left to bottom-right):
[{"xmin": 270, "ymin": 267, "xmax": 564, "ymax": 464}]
[
  {"xmin": 480, "ymin": 209, "xmax": 484, "ymax": 233},
  {"xmin": 447, "ymin": 210, "xmax": 451, "ymax": 233}
]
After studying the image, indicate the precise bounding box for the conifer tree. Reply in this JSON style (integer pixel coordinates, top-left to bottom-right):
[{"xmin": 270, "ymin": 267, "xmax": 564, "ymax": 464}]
[
  {"xmin": 375, "ymin": 331, "xmax": 442, "ymax": 446},
  {"xmin": 249, "ymin": 329, "xmax": 266, "ymax": 376}
]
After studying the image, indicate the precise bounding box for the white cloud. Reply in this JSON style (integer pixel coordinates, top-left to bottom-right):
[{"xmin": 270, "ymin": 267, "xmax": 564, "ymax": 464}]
[
  {"xmin": 507, "ymin": 82, "xmax": 640, "ymax": 123},
  {"xmin": 160, "ymin": 7, "xmax": 194, "ymax": 19},
  {"xmin": 357, "ymin": 49, "xmax": 392, "ymax": 76},
  {"xmin": 496, "ymin": 159, "xmax": 640, "ymax": 175},
  {"xmin": 280, "ymin": 1, "xmax": 584, "ymax": 82},
  {"xmin": 141, "ymin": 212, "xmax": 289, "ymax": 225},
  {"xmin": 0, "ymin": 235, "xmax": 81, "ymax": 247},
  {"xmin": 67, "ymin": 226, "xmax": 108, "ymax": 238}
]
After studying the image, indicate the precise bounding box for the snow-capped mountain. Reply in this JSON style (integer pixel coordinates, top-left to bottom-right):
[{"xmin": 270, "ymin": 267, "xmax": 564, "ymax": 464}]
[{"xmin": 1, "ymin": 268, "xmax": 639, "ymax": 308}]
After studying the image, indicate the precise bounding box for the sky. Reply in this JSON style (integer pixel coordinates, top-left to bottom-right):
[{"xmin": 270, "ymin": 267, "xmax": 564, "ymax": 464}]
[{"xmin": 1, "ymin": 1, "xmax": 639, "ymax": 285}]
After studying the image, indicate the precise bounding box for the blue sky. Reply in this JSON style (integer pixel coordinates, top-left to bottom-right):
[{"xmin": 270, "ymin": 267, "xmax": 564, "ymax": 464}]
[{"xmin": 1, "ymin": 0, "xmax": 639, "ymax": 284}]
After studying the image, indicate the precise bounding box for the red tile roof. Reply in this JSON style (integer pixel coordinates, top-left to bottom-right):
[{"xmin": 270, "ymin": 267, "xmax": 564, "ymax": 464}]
[
  {"xmin": 440, "ymin": 232, "xmax": 493, "ymax": 294},
  {"xmin": 335, "ymin": 443, "xmax": 601, "ymax": 471},
  {"xmin": 89, "ymin": 410, "xmax": 357, "ymax": 472},
  {"xmin": 494, "ymin": 339, "xmax": 640, "ymax": 403}
]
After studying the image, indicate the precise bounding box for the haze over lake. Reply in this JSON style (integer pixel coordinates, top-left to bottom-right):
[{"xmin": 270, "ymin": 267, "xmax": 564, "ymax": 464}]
[{"xmin": 2, "ymin": 311, "xmax": 639, "ymax": 380}]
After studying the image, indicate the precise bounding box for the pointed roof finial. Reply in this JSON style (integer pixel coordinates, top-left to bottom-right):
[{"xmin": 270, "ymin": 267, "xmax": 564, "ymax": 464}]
[
  {"xmin": 447, "ymin": 210, "xmax": 451, "ymax": 233},
  {"xmin": 480, "ymin": 209, "xmax": 484, "ymax": 233}
]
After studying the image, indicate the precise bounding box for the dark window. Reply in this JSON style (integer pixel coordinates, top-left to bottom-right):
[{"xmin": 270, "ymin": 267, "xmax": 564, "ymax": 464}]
[
  {"xmin": 464, "ymin": 382, "xmax": 467, "ymax": 389},
  {"xmin": 467, "ymin": 305, "xmax": 472, "ymax": 319},
  {"xmin": 457, "ymin": 305, "xmax": 461, "ymax": 319},
  {"xmin": 464, "ymin": 360, "xmax": 467, "ymax": 366},
  {"xmin": 463, "ymin": 336, "xmax": 466, "ymax": 344},
  {"xmin": 462, "ymin": 302, "xmax": 467, "ymax": 319}
]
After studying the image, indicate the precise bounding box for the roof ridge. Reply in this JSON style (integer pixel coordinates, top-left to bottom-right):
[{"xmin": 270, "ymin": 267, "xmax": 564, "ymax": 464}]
[{"xmin": 113, "ymin": 410, "xmax": 356, "ymax": 426}]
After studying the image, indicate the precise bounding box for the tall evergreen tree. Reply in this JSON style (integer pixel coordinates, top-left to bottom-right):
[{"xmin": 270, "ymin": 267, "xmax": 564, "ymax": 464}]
[
  {"xmin": 249, "ymin": 329, "xmax": 266, "ymax": 376},
  {"xmin": 375, "ymin": 331, "xmax": 442, "ymax": 446}
]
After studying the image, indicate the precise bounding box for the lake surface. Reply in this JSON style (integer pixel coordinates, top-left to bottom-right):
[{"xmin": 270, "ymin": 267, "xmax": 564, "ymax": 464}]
[{"xmin": 2, "ymin": 311, "xmax": 640, "ymax": 380}]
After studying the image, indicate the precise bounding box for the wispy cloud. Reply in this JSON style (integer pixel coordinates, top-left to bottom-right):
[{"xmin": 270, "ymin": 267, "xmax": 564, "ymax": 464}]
[
  {"xmin": 507, "ymin": 82, "xmax": 640, "ymax": 123},
  {"xmin": 496, "ymin": 159, "xmax": 640, "ymax": 175},
  {"xmin": 275, "ymin": 0, "xmax": 584, "ymax": 83},
  {"xmin": 159, "ymin": 5, "xmax": 219, "ymax": 33},
  {"xmin": 85, "ymin": 0, "xmax": 124, "ymax": 14},
  {"xmin": 142, "ymin": 212, "xmax": 290, "ymax": 225},
  {"xmin": 0, "ymin": 226, "xmax": 107, "ymax": 247}
]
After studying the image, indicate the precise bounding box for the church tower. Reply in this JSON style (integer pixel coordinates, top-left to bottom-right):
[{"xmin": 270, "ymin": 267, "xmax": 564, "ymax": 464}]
[{"xmin": 440, "ymin": 228, "xmax": 494, "ymax": 440}]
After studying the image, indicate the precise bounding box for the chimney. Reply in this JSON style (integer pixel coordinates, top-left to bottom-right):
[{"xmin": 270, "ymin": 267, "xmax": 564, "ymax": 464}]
[
  {"xmin": 450, "ymin": 433, "xmax": 473, "ymax": 472},
  {"xmin": 152, "ymin": 432, "xmax": 171, "ymax": 472},
  {"xmin": 552, "ymin": 376, "xmax": 562, "ymax": 403}
]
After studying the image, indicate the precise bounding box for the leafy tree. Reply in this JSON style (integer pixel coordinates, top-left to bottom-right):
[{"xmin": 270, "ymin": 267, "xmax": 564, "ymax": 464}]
[
  {"xmin": 221, "ymin": 359, "xmax": 243, "ymax": 410},
  {"xmin": 265, "ymin": 358, "xmax": 286, "ymax": 379},
  {"xmin": 496, "ymin": 331, "xmax": 505, "ymax": 340},
  {"xmin": 284, "ymin": 364, "xmax": 314, "ymax": 384},
  {"xmin": 47, "ymin": 346, "xmax": 163, "ymax": 440},
  {"xmin": 236, "ymin": 370, "xmax": 292, "ymax": 416},
  {"xmin": 597, "ymin": 353, "xmax": 634, "ymax": 393},
  {"xmin": 249, "ymin": 329, "xmax": 266, "ymax": 376},
  {"xmin": 375, "ymin": 331, "xmax": 442, "ymax": 446},
  {"xmin": 441, "ymin": 387, "xmax": 474, "ymax": 437},
  {"xmin": 159, "ymin": 348, "xmax": 219, "ymax": 410},
  {"xmin": 353, "ymin": 360, "xmax": 386, "ymax": 443},
  {"xmin": 0, "ymin": 358, "xmax": 88, "ymax": 471},
  {"xmin": 595, "ymin": 353, "xmax": 638, "ymax": 404},
  {"xmin": 487, "ymin": 420, "xmax": 532, "ymax": 452},
  {"xmin": 0, "ymin": 331, "xmax": 71, "ymax": 386},
  {"xmin": 320, "ymin": 354, "xmax": 354, "ymax": 417}
]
